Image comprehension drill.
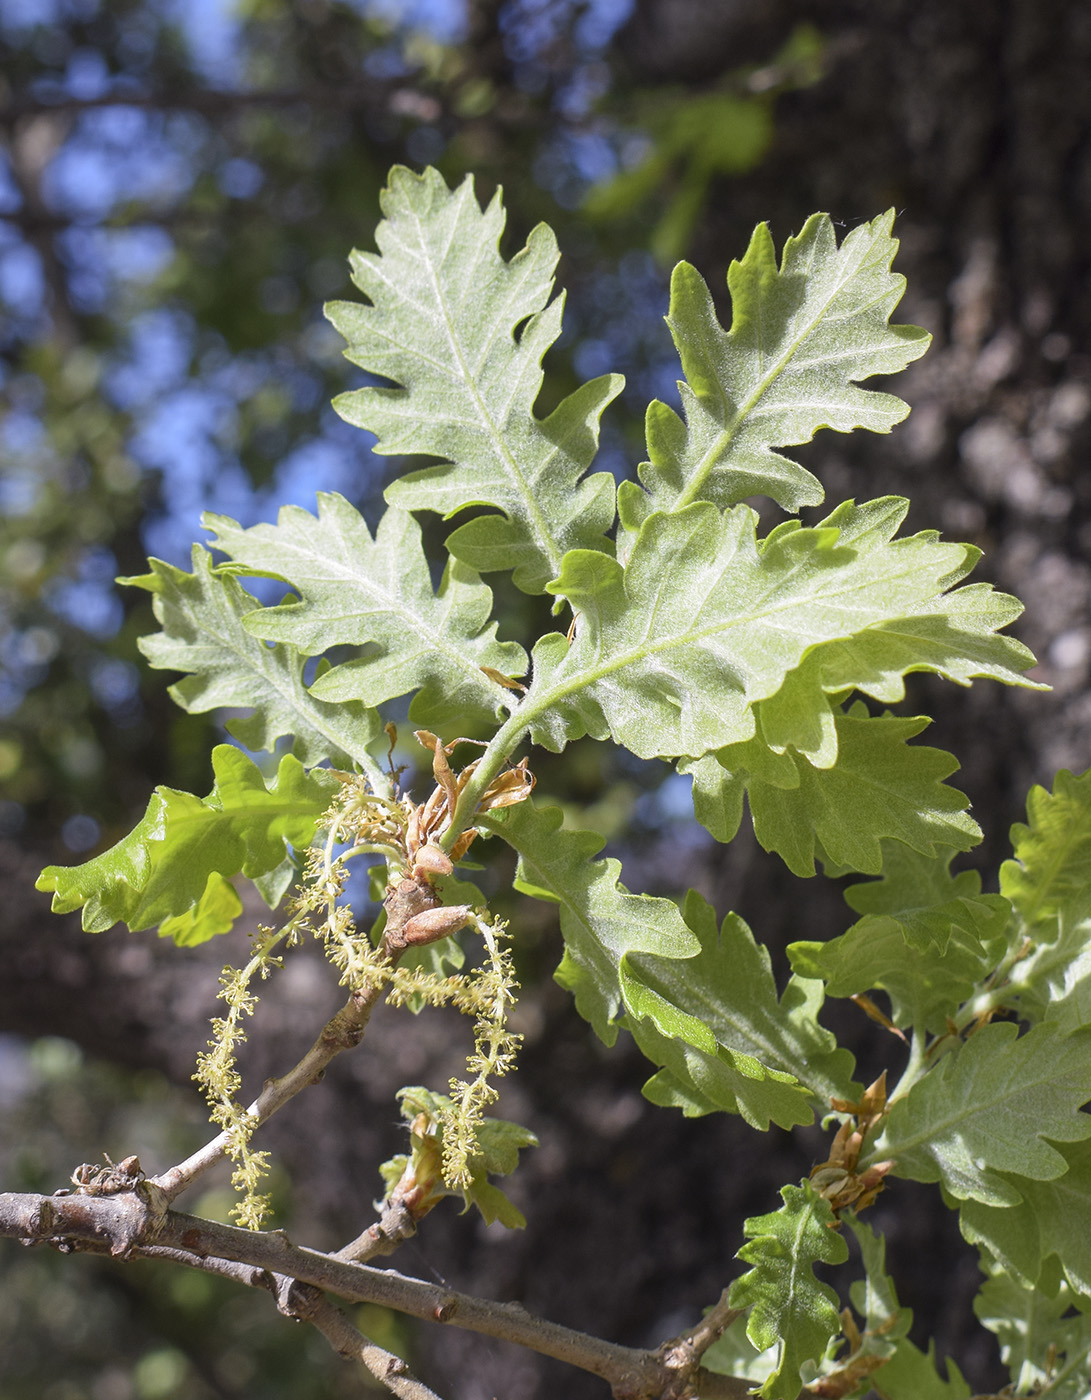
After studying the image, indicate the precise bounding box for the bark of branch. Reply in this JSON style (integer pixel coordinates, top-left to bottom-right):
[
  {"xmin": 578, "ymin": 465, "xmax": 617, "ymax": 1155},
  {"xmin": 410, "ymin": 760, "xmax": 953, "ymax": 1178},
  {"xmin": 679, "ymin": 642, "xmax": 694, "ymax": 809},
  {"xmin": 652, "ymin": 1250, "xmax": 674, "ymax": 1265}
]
[
  {"xmin": 129, "ymin": 1242, "xmax": 444, "ymax": 1397},
  {"xmin": 0, "ymin": 1189, "xmax": 753, "ymax": 1400}
]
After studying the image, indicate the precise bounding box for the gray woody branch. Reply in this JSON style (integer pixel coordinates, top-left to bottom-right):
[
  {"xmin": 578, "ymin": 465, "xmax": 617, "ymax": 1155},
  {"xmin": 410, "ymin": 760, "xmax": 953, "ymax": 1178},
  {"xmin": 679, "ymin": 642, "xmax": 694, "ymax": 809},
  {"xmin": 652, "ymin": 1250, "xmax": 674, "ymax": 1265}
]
[{"xmin": 0, "ymin": 1187, "xmax": 751, "ymax": 1400}]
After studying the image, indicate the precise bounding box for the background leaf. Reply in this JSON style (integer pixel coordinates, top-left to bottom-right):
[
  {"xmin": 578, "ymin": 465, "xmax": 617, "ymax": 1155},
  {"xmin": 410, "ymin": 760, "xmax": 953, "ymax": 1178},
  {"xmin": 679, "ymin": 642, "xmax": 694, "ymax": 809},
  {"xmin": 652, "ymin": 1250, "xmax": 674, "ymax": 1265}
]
[
  {"xmin": 627, "ymin": 891, "xmax": 858, "ymax": 1128},
  {"xmin": 974, "ymin": 1265, "xmax": 1091, "ymax": 1399},
  {"xmin": 326, "ymin": 166, "xmax": 623, "ymax": 593},
  {"xmin": 1001, "ymin": 768, "xmax": 1091, "ymax": 943},
  {"xmin": 488, "ymin": 801, "xmax": 699, "ymax": 1046}
]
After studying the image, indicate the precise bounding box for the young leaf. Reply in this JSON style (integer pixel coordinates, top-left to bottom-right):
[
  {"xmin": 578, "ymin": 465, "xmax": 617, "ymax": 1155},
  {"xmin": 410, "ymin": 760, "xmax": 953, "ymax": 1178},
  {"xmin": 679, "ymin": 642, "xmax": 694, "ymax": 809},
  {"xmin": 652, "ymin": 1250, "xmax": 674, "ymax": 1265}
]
[
  {"xmin": 486, "ymin": 801, "xmax": 699, "ymax": 1046},
  {"xmin": 525, "ymin": 497, "xmax": 1036, "ymax": 763},
  {"xmin": 388, "ymin": 1086, "xmax": 538, "ymax": 1229},
  {"xmin": 876, "ymin": 1021, "xmax": 1091, "ymax": 1205},
  {"xmin": 845, "ymin": 1213, "xmax": 912, "ymax": 1351},
  {"xmin": 123, "ymin": 548, "xmax": 380, "ymax": 769},
  {"xmin": 157, "ymin": 872, "xmax": 243, "ymax": 947},
  {"xmin": 728, "ymin": 1181, "xmax": 849, "ymax": 1400},
  {"xmin": 326, "ymin": 166, "xmax": 623, "ymax": 593},
  {"xmin": 37, "ymin": 747, "xmax": 336, "ymax": 940},
  {"xmin": 687, "ymin": 704, "xmax": 982, "ymax": 877},
  {"xmin": 1001, "ymin": 768, "xmax": 1091, "ymax": 943},
  {"xmin": 626, "ymin": 890, "xmax": 858, "ymax": 1128},
  {"xmin": 206, "ymin": 495, "xmax": 525, "ymax": 733},
  {"xmin": 959, "ymin": 1138, "xmax": 1091, "ymax": 1296},
  {"xmin": 616, "ymin": 210, "xmax": 931, "ymax": 535}
]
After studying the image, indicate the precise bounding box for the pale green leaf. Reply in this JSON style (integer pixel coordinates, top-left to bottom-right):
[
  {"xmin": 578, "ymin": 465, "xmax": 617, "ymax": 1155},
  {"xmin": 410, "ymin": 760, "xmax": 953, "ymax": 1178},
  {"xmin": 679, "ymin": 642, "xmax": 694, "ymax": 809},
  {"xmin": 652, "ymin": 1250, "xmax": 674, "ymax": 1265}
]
[
  {"xmin": 728, "ymin": 1181, "xmax": 849, "ymax": 1400},
  {"xmin": 787, "ymin": 845, "xmax": 1011, "ymax": 1032},
  {"xmin": 523, "ymin": 496, "xmax": 1036, "ymax": 762},
  {"xmin": 870, "ymin": 1339, "xmax": 970, "ymax": 1400},
  {"xmin": 37, "ymin": 748, "xmax": 335, "ymax": 940},
  {"xmin": 959, "ymin": 1138, "xmax": 1091, "ymax": 1296},
  {"xmin": 617, "ymin": 211, "xmax": 930, "ymax": 534},
  {"xmin": 876, "ymin": 1022, "xmax": 1091, "ymax": 1204},
  {"xmin": 123, "ymin": 547, "xmax": 380, "ymax": 769},
  {"xmin": 1001, "ymin": 768, "xmax": 1091, "ymax": 943},
  {"xmin": 845, "ymin": 1214, "xmax": 912, "ymax": 1350},
  {"xmin": 842, "ymin": 843, "xmax": 1012, "ymax": 952},
  {"xmin": 987, "ymin": 913, "xmax": 1091, "ymax": 1032},
  {"xmin": 701, "ymin": 1317, "xmax": 780, "ymax": 1384},
  {"xmin": 205, "ymin": 495, "xmax": 526, "ymax": 733},
  {"xmin": 974, "ymin": 1265, "xmax": 1091, "ymax": 1399},
  {"xmin": 688, "ymin": 704, "xmax": 982, "ymax": 877},
  {"xmin": 626, "ymin": 891, "xmax": 858, "ymax": 1128},
  {"xmin": 325, "ymin": 165, "xmax": 623, "ymax": 593},
  {"xmin": 789, "ymin": 917, "xmax": 1003, "ymax": 1035},
  {"xmin": 486, "ymin": 801, "xmax": 699, "ymax": 1046}
]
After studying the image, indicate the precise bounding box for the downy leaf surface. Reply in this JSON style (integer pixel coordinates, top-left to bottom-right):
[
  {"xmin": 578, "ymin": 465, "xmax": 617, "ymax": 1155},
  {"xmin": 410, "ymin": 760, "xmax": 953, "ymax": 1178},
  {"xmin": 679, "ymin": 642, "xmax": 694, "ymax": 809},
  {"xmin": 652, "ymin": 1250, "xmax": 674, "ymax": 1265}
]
[
  {"xmin": 206, "ymin": 494, "xmax": 525, "ymax": 732},
  {"xmin": 974, "ymin": 1266, "xmax": 1091, "ymax": 1400},
  {"xmin": 326, "ymin": 166, "xmax": 623, "ymax": 593},
  {"xmin": 37, "ymin": 747, "xmax": 335, "ymax": 941},
  {"xmin": 526, "ymin": 497, "xmax": 1036, "ymax": 762},
  {"xmin": 124, "ymin": 547, "xmax": 380, "ymax": 769},
  {"xmin": 728, "ymin": 1181, "xmax": 849, "ymax": 1400},
  {"xmin": 617, "ymin": 210, "xmax": 931, "ymax": 534},
  {"xmin": 959, "ymin": 1138, "xmax": 1091, "ymax": 1296},
  {"xmin": 687, "ymin": 704, "xmax": 982, "ymax": 877},
  {"xmin": 627, "ymin": 891, "xmax": 858, "ymax": 1128},
  {"xmin": 876, "ymin": 1021, "xmax": 1091, "ymax": 1205}
]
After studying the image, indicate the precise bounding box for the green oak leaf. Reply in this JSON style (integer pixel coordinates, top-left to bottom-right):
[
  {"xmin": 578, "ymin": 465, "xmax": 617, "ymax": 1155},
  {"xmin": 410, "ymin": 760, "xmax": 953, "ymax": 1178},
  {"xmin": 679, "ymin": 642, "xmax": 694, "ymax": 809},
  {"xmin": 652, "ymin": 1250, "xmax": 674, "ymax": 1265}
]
[
  {"xmin": 842, "ymin": 842, "xmax": 1012, "ymax": 953},
  {"xmin": 325, "ymin": 165, "xmax": 623, "ymax": 593},
  {"xmin": 974, "ymin": 1266, "xmax": 1091, "ymax": 1399},
  {"xmin": 789, "ymin": 916, "xmax": 1004, "ymax": 1036},
  {"xmin": 37, "ymin": 747, "xmax": 336, "ymax": 941},
  {"xmin": 959, "ymin": 1138, "xmax": 1091, "ymax": 1296},
  {"xmin": 626, "ymin": 891, "xmax": 858, "ymax": 1129},
  {"xmin": 157, "ymin": 872, "xmax": 242, "ymax": 947},
  {"xmin": 876, "ymin": 1021, "xmax": 1091, "ymax": 1205},
  {"xmin": 869, "ymin": 1339, "xmax": 971, "ymax": 1400},
  {"xmin": 728, "ymin": 1181, "xmax": 849, "ymax": 1400},
  {"xmin": 1001, "ymin": 768, "xmax": 1091, "ymax": 943},
  {"xmin": 688, "ymin": 704, "xmax": 981, "ymax": 877},
  {"xmin": 123, "ymin": 547, "xmax": 380, "ymax": 769},
  {"xmin": 617, "ymin": 210, "xmax": 931, "ymax": 535},
  {"xmin": 845, "ymin": 1214, "xmax": 912, "ymax": 1351},
  {"xmin": 787, "ymin": 845, "xmax": 1011, "ymax": 1032},
  {"xmin": 524, "ymin": 496, "xmax": 1036, "ymax": 762},
  {"xmin": 486, "ymin": 801, "xmax": 699, "ymax": 1046},
  {"xmin": 205, "ymin": 495, "xmax": 526, "ymax": 734}
]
